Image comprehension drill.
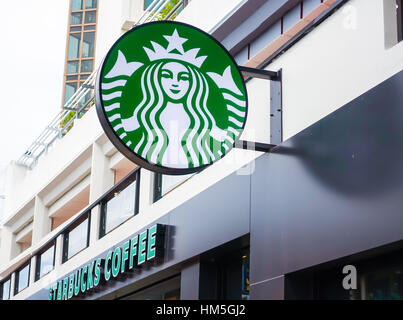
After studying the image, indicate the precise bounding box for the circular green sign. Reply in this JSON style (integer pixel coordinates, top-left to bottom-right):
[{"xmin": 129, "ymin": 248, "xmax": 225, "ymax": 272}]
[{"xmin": 96, "ymin": 21, "xmax": 248, "ymax": 175}]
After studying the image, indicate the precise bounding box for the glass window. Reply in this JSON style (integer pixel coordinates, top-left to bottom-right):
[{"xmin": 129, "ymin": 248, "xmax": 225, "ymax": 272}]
[
  {"xmin": 15, "ymin": 264, "xmax": 30, "ymax": 294},
  {"xmin": 65, "ymin": 82, "xmax": 77, "ymax": 103},
  {"xmin": 63, "ymin": 217, "xmax": 89, "ymax": 262},
  {"xmin": 67, "ymin": 61, "xmax": 79, "ymax": 74},
  {"xmin": 154, "ymin": 173, "xmax": 193, "ymax": 201},
  {"xmin": 85, "ymin": 0, "xmax": 97, "ymax": 9},
  {"xmin": 80, "ymin": 59, "xmax": 93, "ymax": 73},
  {"xmin": 36, "ymin": 245, "xmax": 55, "ymax": 280},
  {"xmin": 84, "ymin": 25, "xmax": 96, "ymax": 31},
  {"xmin": 1, "ymin": 279, "xmax": 11, "ymax": 300},
  {"xmin": 81, "ymin": 32, "xmax": 95, "ymax": 58},
  {"xmin": 68, "ymin": 33, "xmax": 81, "ymax": 59},
  {"xmin": 71, "ymin": 12, "xmax": 82, "ymax": 25},
  {"xmin": 84, "ymin": 10, "xmax": 96, "ymax": 24},
  {"xmin": 102, "ymin": 181, "xmax": 137, "ymax": 236},
  {"xmin": 72, "ymin": 0, "xmax": 83, "ymax": 11}
]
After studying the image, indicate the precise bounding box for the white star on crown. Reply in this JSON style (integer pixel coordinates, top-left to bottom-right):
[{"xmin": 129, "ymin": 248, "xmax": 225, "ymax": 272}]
[{"xmin": 143, "ymin": 29, "xmax": 207, "ymax": 68}]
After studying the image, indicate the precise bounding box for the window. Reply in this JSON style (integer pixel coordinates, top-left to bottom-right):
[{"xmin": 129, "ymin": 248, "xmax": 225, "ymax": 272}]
[
  {"xmin": 100, "ymin": 171, "xmax": 140, "ymax": 238},
  {"xmin": 153, "ymin": 173, "xmax": 193, "ymax": 201},
  {"xmin": 1, "ymin": 278, "xmax": 11, "ymax": 300},
  {"xmin": 67, "ymin": 61, "xmax": 79, "ymax": 74},
  {"xmin": 65, "ymin": 82, "xmax": 77, "ymax": 103},
  {"xmin": 285, "ymin": 247, "xmax": 403, "ymax": 300},
  {"xmin": 199, "ymin": 245, "xmax": 250, "ymax": 300},
  {"xmin": 85, "ymin": 0, "xmax": 97, "ymax": 9},
  {"xmin": 81, "ymin": 32, "xmax": 95, "ymax": 58},
  {"xmin": 35, "ymin": 244, "xmax": 56, "ymax": 281},
  {"xmin": 71, "ymin": 12, "xmax": 82, "ymax": 25},
  {"xmin": 68, "ymin": 33, "xmax": 81, "ymax": 59},
  {"xmin": 398, "ymin": 0, "xmax": 403, "ymax": 42},
  {"xmin": 84, "ymin": 10, "xmax": 97, "ymax": 24},
  {"xmin": 72, "ymin": 0, "xmax": 83, "ymax": 11},
  {"xmin": 14, "ymin": 263, "xmax": 30, "ymax": 295},
  {"xmin": 62, "ymin": 214, "xmax": 90, "ymax": 262},
  {"xmin": 144, "ymin": 0, "xmax": 154, "ymax": 10},
  {"xmin": 63, "ymin": 0, "xmax": 98, "ymax": 105},
  {"xmin": 120, "ymin": 275, "xmax": 181, "ymax": 300}
]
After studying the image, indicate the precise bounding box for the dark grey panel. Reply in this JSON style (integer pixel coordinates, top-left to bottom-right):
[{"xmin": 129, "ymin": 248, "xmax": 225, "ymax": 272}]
[
  {"xmin": 180, "ymin": 259, "xmax": 200, "ymax": 300},
  {"xmin": 250, "ymin": 276, "xmax": 285, "ymax": 300},
  {"xmin": 250, "ymin": 69, "xmax": 403, "ymax": 286}
]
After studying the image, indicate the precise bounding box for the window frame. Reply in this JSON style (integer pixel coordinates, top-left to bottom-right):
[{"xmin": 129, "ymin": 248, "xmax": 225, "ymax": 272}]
[
  {"xmin": 35, "ymin": 241, "xmax": 56, "ymax": 281},
  {"xmin": 14, "ymin": 261, "xmax": 31, "ymax": 295},
  {"xmin": 0, "ymin": 277, "xmax": 11, "ymax": 300},
  {"xmin": 62, "ymin": 0, "xmax": 98, "ymax": 106},
  {"xmin": 99, "ymin": 170, "xmax": 141, "ymax": 238},
  {"xmin": 62, "ymin": 212, "xmax": 91, "ymax": 263}
]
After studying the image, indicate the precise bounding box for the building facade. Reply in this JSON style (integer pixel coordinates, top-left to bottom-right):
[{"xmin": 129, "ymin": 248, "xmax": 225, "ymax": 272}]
[{"xmin": 1, "ymin": 0, "xmax": 403, "ymax": 300}]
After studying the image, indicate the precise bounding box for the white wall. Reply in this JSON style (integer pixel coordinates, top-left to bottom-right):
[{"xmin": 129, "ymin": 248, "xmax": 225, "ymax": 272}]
[{"xmin": 266, "ymin": 0, "xmax": 403, "ymax": 141}]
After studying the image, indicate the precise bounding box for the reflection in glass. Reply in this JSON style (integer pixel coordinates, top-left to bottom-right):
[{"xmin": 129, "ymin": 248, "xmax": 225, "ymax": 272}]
[
  {"xmin": 68, "ymin": 33, "xmax": 81, "ymax": 59},
  {"xmin": 82, "ymin": 32, "xmax": 95, "ymax": 58},
  {"xmin": 38, "ymin": 246, "xmax": 55, "ymax": 279},
  {"xmin": 85, "ymin": 0, "xmax": 97, "ymax": 9},
  {"xmin": 84, "ymin": 11, "xmax": 96, "ymax": 24},
  {"xmin": 72, "ymin": 0, "xmax": 83, "ymax": 11},
  {"xmin": 17, "ymin": 264, "xmax": 30, "ymax": 293},
  {"xmin": 84, "ymin": 25, "xmax": 96, "ymax": 31},
  {"xmin": 121, "ymin": 276, "xmax": 180, "ymax": 300},
  {"xmin": 66, "ymin": 75, "xmax": 79, "ymax": 81},
  {"xmin": 66, "ymin": 218, "xmax": 89, "ymax": 260},
  {"xmin": 104, "ymin": 181, "xmax": 136, "ymax": 234},
  {"xmin": 65, "ymin": 82, "xmax": 77, "ymax": 103},
  {"xmin": 162, "ymin": 174, "xmax": 192, "ymax": 196},
  {"xmin": 71, "ymin": 12, "xmax": 82, "ymax": 25},
  {"xmin": 81, "ymin": 59, "xmax": 93, "ymax": 73},
  {"xmin": 67, "ymin": 61, "xmax": 79, "ymax": 74},
  {"xmin": 70, "ymin": 26, "xmax": 82, "ymax": 32},
  {"xmin": 1, "ymin": 279, "xmax": 10, "ymax": 300}
]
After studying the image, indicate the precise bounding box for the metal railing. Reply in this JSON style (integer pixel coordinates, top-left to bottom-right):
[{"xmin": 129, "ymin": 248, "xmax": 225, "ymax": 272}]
[{"xmin": 16, "ymin": 0, "xmax": 187, "ymax": 169}]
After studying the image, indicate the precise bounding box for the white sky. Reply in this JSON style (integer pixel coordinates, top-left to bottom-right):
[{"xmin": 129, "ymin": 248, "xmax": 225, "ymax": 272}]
[{"xmin": 0, "ymin": 1, "xmax": 69, "ymax": 220}]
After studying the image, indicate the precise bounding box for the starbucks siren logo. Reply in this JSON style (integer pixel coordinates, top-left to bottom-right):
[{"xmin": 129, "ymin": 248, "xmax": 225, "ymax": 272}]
[{"xmin": 96, "ymin": 21, "xmax": 248, "ymax": 174}]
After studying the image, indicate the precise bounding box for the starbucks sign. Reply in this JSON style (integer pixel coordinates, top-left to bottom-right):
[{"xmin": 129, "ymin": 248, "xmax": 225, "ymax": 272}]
[{"xmin": 96, "ymin": 21, "xmax": 248, "ymax": 174}]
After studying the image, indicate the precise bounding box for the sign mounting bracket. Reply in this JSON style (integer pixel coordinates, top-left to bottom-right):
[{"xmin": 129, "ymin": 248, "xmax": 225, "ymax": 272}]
[{"xmin": 235, "ymin": 66, "xmax": 283, "ymax": 150}]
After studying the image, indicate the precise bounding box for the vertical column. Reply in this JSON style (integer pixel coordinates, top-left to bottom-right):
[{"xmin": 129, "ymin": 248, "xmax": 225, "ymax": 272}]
[
  {"xmin": 54, "ymin": 234, "xmax": 64, "ymax": 267},
  {"xmin": 180, "ymin": 258, "xmax": 200, "ymax": 300},
  {"xmin": 0, "ymin": 227, "xmax": 19, "ymax": 270},
  {"xmin": 29, "ymin": 256, "xmax": 37, "ymax": 285},
  {"xmin": 9, "ymin": 273, "xmax": 15, "ymax": 300},
  {"xmin": 32, "ymin": 196, "xmax": 51, "ymax": 245},
  {"xmin": 88, "ymin": 141, "xmax": 114, "ymax": 245}
]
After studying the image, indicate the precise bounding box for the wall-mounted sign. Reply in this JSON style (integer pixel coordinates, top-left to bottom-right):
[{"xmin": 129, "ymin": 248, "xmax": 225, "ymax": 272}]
[
  {"xmin": 49, "ymin": 224, "xmax": 165, "ymax": 300},
  {"xmin": 95, "ymin": 21, "xmax": 248, "ymax": 175}
]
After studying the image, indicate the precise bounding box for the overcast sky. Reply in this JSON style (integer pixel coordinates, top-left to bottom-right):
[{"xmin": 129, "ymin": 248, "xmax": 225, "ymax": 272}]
[{"xmin": 0, "ymin": 1, "xmax": 69, "ymax": 221}]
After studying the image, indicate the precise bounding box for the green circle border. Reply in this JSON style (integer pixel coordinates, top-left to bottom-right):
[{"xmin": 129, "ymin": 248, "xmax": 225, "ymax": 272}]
[{"xmin": 95, "ymin": 20, "xmax": 248, "ymax": 175}]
